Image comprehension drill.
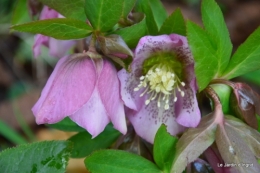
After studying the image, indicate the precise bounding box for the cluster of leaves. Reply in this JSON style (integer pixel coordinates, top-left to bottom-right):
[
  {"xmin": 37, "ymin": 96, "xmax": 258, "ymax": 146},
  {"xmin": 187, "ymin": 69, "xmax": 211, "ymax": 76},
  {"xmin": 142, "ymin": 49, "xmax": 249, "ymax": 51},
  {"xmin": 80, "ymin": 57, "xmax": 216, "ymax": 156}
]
[
  {"xmin": 3, "ymin": 0, "xmax": 260, "ymax": 172},
  {"xmin": 187, "ymin": 0, "xmax": 260, "ymax": 91}
]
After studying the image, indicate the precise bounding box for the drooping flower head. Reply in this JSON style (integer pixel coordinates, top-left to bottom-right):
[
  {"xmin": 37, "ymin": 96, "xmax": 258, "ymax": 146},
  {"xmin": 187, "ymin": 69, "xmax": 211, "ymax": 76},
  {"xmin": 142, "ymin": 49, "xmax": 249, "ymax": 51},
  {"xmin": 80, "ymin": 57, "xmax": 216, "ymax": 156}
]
[
  {"xmin": 33, "ymin": 6, "xmax": 76, "ymax": 58},
  {"xmin": 32, "ymin": 52, "xmax": 127, "ymax": 137},
  {"xmin": 118, "ymin": 34, "xmax": 201, "ymax": 143}
]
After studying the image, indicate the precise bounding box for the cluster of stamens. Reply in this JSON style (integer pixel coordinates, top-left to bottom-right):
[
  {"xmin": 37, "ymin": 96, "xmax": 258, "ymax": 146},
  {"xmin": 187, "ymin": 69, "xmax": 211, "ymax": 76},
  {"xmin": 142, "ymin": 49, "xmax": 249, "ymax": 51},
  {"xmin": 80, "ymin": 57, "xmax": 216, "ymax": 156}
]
[{"xmin": 134, "ymin": 66, "xmax": 185, "ymax": 110}]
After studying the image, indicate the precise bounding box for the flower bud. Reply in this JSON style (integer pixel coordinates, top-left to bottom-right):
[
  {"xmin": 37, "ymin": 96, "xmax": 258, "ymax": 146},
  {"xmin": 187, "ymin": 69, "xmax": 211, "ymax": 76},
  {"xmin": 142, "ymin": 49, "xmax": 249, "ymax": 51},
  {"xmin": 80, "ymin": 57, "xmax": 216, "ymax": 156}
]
[{"xmin": 230, "ymin": 83, "xmax": 259, "ymax": 130}]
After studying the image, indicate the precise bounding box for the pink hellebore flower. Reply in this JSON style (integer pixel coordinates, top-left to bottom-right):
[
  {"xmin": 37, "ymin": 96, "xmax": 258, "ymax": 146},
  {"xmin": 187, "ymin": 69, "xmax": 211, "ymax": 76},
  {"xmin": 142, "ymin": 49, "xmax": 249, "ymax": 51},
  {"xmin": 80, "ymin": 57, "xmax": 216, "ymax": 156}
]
[
  {"xmin": 32, "ymin": 54, "xmax": 127, "ymax": 137},
  {"xmin": 33, "ymin": 6, "xmax": 76, "ymax": 58},
  {"xmin": 118, "ymin": 34, "xmax": 201, "ymax": 143}
]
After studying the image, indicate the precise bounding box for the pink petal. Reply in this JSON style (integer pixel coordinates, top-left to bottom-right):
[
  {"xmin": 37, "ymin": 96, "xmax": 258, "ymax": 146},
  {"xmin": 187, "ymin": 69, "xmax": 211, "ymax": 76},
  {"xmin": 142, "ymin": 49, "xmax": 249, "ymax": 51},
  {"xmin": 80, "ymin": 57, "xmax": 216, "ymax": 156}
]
[
  {"xmin": 32, "ymin": 54, "xmax": 96, "ymax": 124},
  {"xmin": 33, "ymin": 34, "xmax": 49, "ymax": 58},
  {"xmin": 70, "ymin": 88, "xmax": 110, "ymax": 137},
  {"xmin": 98, "ymin": 59, "xmax": 127, "ymax": 135},
  {"xmin": 118, "ymin": 69, "xmax": 138, "ymax": 110},
  {"xmin": 40, "ymin": 6, "xmax": 59, "ymax": 20},
  {"xmin": 132, "ymin": 35, "xmax": 186, "ymax": 76},
  {"xmin": 49, "ymin": 38, "xmax": 76, "ymax": 58},
  {"xmin": 175, "ymin": 78, "xmax": 201, "ymax": 127},
  {"xmin": 127, "ymin": 100, "xmax": 185, "ymax": 144}
]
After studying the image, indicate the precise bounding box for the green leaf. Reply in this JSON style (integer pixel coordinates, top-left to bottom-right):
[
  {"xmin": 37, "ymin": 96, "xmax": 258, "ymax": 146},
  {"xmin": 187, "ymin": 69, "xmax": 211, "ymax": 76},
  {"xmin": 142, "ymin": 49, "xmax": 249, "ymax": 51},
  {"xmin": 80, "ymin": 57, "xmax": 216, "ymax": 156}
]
[
  {"xmin": 121, "ymin": 0, "xmax": 136, "ymax": 18},
  {"xmin": 153, "ymin": 125, "xmax": 178, "ymax": 172},
  {"xmin": 39, "ymin": 0, "xmax": 86, "ymax": 21},
  {"xmin": 84, "ymin": 0, "xmax": 123, "ymax": 32},
  {"xmin": 0, "ymin": 141, "xmax": 72, "ymax": 173},
  {"xmin": 47, "ymin": 117, "xmax": 85, "ymax": 132},
  {"xmin": 216, "ymin": 124, "xmax": 260, "ymax": 172},
  {"xmin": 201, "ymin": 0, "xmax": 232, "ymax": 75},
  {"xmin": 11, "ymin": 0, "xmax": 31, "ymax": 25},
  {"xmin": 111, "ymin": 13, "xmax": 146, "ymax": 48},
  {"xmin": 135, "ymin": 0, "xmax": 167, "ymax": 35},
  {"xmin": 187, "ymin": 21, "xmax": 218, "ymax": 91},
  {"xmin": 170, "ymin": 112, "xmax": 219, "ymax": 173},
  {"xmin": 68, "ymin": 124, "xmax": 120, "ymax": 158},
  {"xmin": 11, "ymin": 18, "xmax": 93, "ymax": 40},
  {"xmin": 241, "ymin": 70, "xmax": 260, "ymax": 86},
  {"xmin": 222, "ymin": 27, "xmax": 260, "ymax": 79},
  {"xmin": 148, "ymin": 0, "xmax": 168, "ymax": 28},
  {"xmin": 159, "ymin": 8, "xmax": 186, "ymax": 36},
  {"xmin": 85, "ymin": 150, "xmax": 162, "ymax": 173}
]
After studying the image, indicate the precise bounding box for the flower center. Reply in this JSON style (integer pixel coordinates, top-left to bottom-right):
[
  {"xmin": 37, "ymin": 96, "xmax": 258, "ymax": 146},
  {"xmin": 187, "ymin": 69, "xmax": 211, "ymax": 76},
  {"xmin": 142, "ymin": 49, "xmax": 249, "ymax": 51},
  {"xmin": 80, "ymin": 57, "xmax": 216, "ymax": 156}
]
[{"xmin": 134, "ymin": 65, "xmax": 185, "ymax": 110}]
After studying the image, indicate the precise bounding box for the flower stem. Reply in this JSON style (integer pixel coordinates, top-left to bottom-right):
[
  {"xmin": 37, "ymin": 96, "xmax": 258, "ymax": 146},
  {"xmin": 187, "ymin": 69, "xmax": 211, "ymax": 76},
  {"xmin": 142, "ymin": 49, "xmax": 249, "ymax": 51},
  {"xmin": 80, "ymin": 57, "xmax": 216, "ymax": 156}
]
[{"xmin": 204, "ymin": 86, "xmax": 224, "ymax": 124}]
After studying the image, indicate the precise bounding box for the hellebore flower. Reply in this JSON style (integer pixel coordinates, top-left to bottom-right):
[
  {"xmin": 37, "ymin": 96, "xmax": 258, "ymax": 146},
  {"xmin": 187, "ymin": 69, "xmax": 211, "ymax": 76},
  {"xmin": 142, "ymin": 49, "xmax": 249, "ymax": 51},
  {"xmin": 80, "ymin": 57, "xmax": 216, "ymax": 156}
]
[
  {"xmin": 33, "ymin": 6, "xmax": 76, "ymax": 58},
  {"xmin": 32, "ymin": 53, "xmax": 127, "ymax": 137},
  {"xmin": 118, "ymin": 34, "xmax": 201, "ymax": 143}
]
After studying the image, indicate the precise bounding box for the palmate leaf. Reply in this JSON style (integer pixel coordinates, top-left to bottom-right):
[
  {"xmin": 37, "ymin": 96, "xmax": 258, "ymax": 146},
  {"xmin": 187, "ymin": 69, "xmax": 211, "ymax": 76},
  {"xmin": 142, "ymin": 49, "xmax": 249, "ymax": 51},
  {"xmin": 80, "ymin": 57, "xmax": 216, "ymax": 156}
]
[
  {"xmin": 187, "ymin": 0, "xmax": 234, "ymax": 91},
  {"xmin": 170, "ymin": 112, "xmax": 219, "ymax": 173},
  {"xmin": 84, "ymin": 0, "xmax": 124, "ymax": 32},
  {"xmin": 201, "ymin": 0, "xmax": 232, "ymax": 75},
  {"xmin": 187, "ymin": 21, "xmax": 219, "ymax": 91},
  {"xmin": 39, "ymin": 0, "xmax": 86, "ymax": 21},
  {"xmin": 0, "ymin": 141, "xmax": 72, "ymax": 173},
  {"xmin": 216, "ymin": 124, "xmax": 260, "ymax": 173},
  {"xmin": 134, "ymin": 0, "xmax": 167, "ymax": 35},
  {"xmin": 85, "ymin": 150, "xmax": 162, "ymax": 173},
  {"xmin": 159, "ymin": 8, "xmax": 186, "ymax": 36},
  {"xmin": 11, "ymin": 18, "xmax": 93, "ymax": 40},
  {"xmin": 222, "ymin": 27, "xmax": 260, "ymax": 79}
]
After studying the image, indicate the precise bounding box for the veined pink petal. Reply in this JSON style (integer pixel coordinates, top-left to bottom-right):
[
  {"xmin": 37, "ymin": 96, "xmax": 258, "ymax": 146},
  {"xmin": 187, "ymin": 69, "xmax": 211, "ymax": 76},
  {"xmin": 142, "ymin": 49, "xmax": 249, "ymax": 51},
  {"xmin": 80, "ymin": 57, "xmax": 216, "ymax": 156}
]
[
  {"xmin": 127, "ymin": 100, "xmax": 185, "ymax": 143},
  {"xmin": 175, "ymin": 78, "xmax": 200, "ymax": 127},
  {"xmin": 98, "ymin": 59, "xmax": 127, "ymax": 134},
  {"xmin": 132, "ymin": 35, "xmax": 184, "ymax": 76},
  {"xmin": 32, "ymin": 54, "xmax": 96, "ymax": 124},
  {"xmin": 49, "ymin": 38, "xmax": 76, "ymax": 58},
  {"xmin": 70, "ymin": 88, "xmax": 110, "ymax": 137},
  {"xmin": 118, "ymin": 69, "xmax": 138, "ymax": 110}
]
